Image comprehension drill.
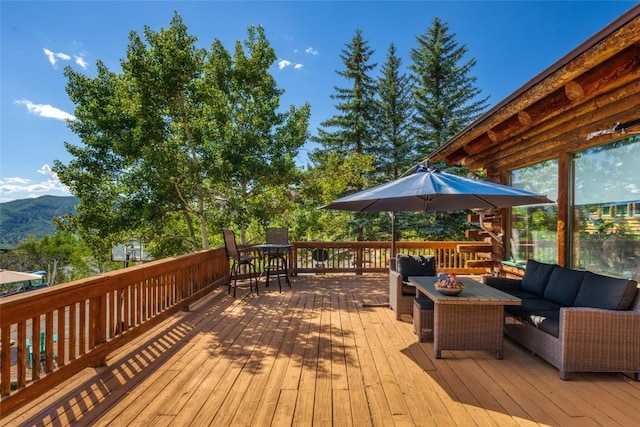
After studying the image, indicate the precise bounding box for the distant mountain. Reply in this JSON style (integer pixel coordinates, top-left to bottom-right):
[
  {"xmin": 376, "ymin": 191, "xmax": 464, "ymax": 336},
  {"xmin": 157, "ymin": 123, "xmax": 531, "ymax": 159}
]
[{"xmin": 0, "ymin": 195, "xmax": 78, "ymax": 246}]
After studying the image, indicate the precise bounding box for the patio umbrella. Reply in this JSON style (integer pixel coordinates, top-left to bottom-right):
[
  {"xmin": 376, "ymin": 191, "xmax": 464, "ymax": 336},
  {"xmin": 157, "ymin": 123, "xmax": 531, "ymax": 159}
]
[
  {"xmin": 0, "ymin": 269, "xmax": 43, "ymax": 285},
  {"xmin": 322, "ymin": 165, "xmax": 554, "ymax": 255}
]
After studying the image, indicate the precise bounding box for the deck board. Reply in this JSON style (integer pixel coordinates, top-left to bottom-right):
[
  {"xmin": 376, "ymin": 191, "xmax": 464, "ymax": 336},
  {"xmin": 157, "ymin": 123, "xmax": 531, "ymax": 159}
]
[{"xmin": 5, "ymin": 274, "xmax": 640, "ymax": 426}]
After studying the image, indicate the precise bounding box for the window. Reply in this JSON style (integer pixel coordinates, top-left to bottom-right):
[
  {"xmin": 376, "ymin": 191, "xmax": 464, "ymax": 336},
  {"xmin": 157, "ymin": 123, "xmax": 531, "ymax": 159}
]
[
  {"xmin": 509, "ymin": 161, "xmax": 558, "ymax": 264},
  {"xmin": 615, "ymin": 204, "xmax": 628, "ymax": 217},
  {"xmin": 572, "ymin": 136, "xmax": 640, "ymax": 279}
]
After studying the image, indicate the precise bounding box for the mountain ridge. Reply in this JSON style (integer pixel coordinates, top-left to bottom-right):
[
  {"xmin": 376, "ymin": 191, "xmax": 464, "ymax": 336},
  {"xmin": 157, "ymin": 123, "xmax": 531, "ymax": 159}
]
[{"xmin": 0, "ymin": 195, "xmax": 79, "ymax": 246}]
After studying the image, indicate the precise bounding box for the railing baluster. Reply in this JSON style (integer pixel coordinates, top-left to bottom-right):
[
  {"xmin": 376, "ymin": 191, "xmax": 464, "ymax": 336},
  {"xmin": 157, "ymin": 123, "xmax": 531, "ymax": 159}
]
[
  {"xmin": 57, "ymin": 307, "xmax": 65, "ymax": 368},
  {"xmin": 32, "ymin": 317, "xmax": 40, "ymax": 381},
  {"xmin": 69, "ymin": 303, "xmax": 77, "ymax": 361},
  {"xmin": 79, "ymin": 300, "xmax": 86, "ymax": 356}
]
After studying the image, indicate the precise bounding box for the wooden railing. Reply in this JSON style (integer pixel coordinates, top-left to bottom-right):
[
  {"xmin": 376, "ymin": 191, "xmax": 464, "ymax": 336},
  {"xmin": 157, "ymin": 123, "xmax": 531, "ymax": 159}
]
[
  {"xmin": 0, "ymin": 240, "xmax": 490, "ymax": 417},
  {"xmin": 285, "ymin": 241, "xmax": 491, "ymax": 275},
  {"xmin": 0, "ymin": 249, "xmax": 228, "ymax": 416}
]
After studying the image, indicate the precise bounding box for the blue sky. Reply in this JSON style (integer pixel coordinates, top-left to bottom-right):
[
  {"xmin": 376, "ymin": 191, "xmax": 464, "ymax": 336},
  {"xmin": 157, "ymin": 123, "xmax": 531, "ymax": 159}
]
[{"xmin": 1, "ymin": 1, "xmax": 637, "ymax": 202}]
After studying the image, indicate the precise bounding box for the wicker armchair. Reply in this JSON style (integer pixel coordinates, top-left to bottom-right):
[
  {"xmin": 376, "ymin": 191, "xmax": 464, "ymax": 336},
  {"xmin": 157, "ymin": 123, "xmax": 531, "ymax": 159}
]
[{"xmin": 389, "ymin": 255, "xmax": 436, "ymax": 320}]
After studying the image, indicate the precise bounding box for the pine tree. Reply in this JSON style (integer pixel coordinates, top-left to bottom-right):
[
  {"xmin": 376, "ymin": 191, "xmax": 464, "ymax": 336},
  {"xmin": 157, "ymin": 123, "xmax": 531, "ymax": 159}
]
[
  {"xmin": 309, "ymin": 29, "xmax": 379, "ymax": 241},
  {"xmin": 374, "ymin": 43, "xmax": 415, "ymax": 182},
  {"xmin": 410, "ymin": 17, "xmax": 489, "ymax": 156},
  {"xmin": 406, "ymin": 17, "xmax": 489, "ymax": 241},
  {"xmin": 311, "ymin": 28, "xmax": 378, "ymax": 166}
]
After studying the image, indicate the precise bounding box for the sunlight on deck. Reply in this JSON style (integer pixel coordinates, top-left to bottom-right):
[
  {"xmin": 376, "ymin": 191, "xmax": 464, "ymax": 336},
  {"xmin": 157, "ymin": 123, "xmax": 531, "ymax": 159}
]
[{"xmin": 5, "ymin": 274, "xmax": 640, "ymax": 426}]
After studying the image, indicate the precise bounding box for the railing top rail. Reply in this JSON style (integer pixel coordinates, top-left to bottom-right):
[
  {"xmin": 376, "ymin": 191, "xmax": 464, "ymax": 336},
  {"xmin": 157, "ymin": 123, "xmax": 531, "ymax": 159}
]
[{"xmin": 292, "ymin": 240, "xmax": 490, "ymax": 248}]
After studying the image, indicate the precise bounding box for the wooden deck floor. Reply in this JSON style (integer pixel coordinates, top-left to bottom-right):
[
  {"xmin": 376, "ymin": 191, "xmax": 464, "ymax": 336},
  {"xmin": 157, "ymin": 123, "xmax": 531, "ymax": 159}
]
[{"xmin": 5, "ymin": 274, "xmax": 640, "ymax": 426}]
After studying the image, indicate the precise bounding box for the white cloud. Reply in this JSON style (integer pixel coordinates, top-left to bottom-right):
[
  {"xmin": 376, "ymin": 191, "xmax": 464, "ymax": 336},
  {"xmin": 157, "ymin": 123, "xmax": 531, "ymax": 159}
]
[
  {"xmin": 278, "ymin": 60, "xmax": 292, "ymax": 70},
  {"xmin": 43, "ymin": 48, "xmax": 56, "ymax": 66},
  {"xmin": 37, "ymin": 164, "xmax": 56, "ymax": 177},
  {"xmin": 0, "ymin": 166, "xmax": 71, "ymax": 202},
  {"xmin": 14, "ymin": 99, "xmax": 75, "ymax": 121},
  {"xmin": 305, "ymin": 47, "xmax": 319, "ymax": 55},
  {"xmin": 278, "ymin": 59, "xmax": 304, "ymax": 71},
  {"xmin": 75, "ymin": 55, "xmax": 88, "ymax": 69},
  {"xmin": 43, "ymin": 48, "xmax": 71, "ymax": 67}
]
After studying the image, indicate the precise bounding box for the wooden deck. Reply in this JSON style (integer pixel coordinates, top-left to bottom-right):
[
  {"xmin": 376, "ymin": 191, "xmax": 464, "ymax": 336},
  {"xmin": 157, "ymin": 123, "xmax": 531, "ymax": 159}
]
[{"xmin": 5, "ymin": 274, "xmax": 640, "ymax": 426}]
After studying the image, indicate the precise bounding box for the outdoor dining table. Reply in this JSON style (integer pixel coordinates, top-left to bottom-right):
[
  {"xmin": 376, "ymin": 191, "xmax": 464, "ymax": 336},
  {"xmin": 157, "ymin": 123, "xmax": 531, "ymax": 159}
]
[
  {"xmin": 409, "ymin": 275, "xmax": 521, "ymax": 360},
  {"xmin": 253, "ymin": 243, "xmax": 293, "ymax": 291}
]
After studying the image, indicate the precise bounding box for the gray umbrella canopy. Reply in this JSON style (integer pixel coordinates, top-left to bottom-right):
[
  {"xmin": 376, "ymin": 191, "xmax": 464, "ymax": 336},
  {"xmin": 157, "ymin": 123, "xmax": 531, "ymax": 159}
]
[
  {"xmin": 322, "ymin": 166, "xmax": 554, "ymax": 256},
  {"xmin": 322, "ymin": 166, "xmax": 553, "ymax": 212}
]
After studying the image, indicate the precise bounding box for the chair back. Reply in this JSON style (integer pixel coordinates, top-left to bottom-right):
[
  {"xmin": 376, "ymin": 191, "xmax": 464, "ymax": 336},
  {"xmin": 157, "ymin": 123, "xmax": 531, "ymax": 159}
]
[
  {"xmin": 222, "ymin": 229, "xmax": 240, "ymax": 260},
  {"xmin": 266, "ymin": 227, "xmax": 289, "ymax": 244}
]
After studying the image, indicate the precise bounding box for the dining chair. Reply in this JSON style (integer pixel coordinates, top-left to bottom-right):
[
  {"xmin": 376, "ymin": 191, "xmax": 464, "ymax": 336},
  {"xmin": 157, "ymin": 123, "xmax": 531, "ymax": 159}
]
[
  {"xmin": 266, "ymin": 227, "xmax": 289, "ymax": 245},
  {"xmin": 265, "ymin": 227, "xmax": 291, "ymax": 291},
  {"xmin": 222, "ymin": 229, "xmax": 260, "ymax": 297}
]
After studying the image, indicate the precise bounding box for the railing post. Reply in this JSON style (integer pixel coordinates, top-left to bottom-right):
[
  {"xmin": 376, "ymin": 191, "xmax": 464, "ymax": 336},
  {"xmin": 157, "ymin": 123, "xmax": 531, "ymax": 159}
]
[
  {"xmin": 89, "ymin": 295, "xmax": 107, "ymax": 367},
  {"xmin": 290, "ymin": 246, "xmax": 297, "ymax": 276}
]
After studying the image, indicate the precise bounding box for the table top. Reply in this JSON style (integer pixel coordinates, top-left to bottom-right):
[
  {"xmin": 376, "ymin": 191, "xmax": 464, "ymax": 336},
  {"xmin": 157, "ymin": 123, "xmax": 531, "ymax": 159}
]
[
  {"xmin": 409, "ymin": 276, "xmax": 521, "ymax": 305},
  {"xmin": 252, "ymin": 243, "xmax": 292, "ymax": 251}
]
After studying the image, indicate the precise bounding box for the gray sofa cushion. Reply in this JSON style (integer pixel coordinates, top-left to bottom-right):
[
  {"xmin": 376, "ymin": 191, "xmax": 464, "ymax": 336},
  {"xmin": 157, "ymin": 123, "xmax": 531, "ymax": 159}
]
[
  {"xmin": 503, "ymin": 288, "xmax": 541, "ymax": 300},
  {"xmin": 402, "ymin": 283, "xmax": 416, "ymax": 296},
  {"xmin": 505, "ymin": 298, "xmax": 562, "ymax": 320},
  {"xmin": 521, "ymin": 260, "xmax": 557, "ymax": 296},
  {"xmin": 414, "ymin": 296, "xmax": 434, "ymax": 310},
  {"xmin": 397, "ymin": 254, "xmax": 436, "ymax": 282},
  {"xmin": 574, "ymin": 272, "xmax": 639, "ymax": 310},
  {"xmin": 543, "ymin": 266, "xmax": 585, "ymax": 306}
]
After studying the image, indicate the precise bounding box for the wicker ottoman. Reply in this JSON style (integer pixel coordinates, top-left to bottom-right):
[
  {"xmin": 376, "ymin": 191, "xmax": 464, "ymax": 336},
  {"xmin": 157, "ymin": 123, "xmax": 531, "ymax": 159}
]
[{"xmin": 413, "ymin": 297, "xmax": 434, "ymax": 342}]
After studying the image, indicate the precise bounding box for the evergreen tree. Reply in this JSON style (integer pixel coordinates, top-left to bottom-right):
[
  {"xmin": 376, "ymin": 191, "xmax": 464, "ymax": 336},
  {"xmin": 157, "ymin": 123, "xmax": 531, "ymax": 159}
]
[
  {"xmin": 410, "ymin": 17, "xmax": 489, "ymax": 156},
  {"xmin": 374, "ymin": 43, "xmax": 415, "ymax": 181},
  {"xmin": 406, "ymin": 17, "xmax": 489, "ymax": 241},
  {"xmin": 311, "ymin": 28, "xmax": 378, "ymax": 166},
  {"xmin": 309, "ymin": 29, "xmax": 379, "ymax": 242}
]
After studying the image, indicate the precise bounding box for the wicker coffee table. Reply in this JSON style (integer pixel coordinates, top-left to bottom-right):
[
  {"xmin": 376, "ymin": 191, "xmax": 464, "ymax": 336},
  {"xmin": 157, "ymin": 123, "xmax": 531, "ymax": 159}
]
[{"xmin": 409, "ymin": 276, "xmax": 521, "ymax": 359}]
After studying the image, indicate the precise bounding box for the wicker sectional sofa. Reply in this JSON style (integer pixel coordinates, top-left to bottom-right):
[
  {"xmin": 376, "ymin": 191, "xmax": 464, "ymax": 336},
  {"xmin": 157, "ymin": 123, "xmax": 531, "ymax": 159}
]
[
  {"xmin": 389, "ymin": 255, "xmax": 436, "ymax": 320},
  {"xmin": 485, "ymin": 260, "xmax": 640, "ymax": 380}
]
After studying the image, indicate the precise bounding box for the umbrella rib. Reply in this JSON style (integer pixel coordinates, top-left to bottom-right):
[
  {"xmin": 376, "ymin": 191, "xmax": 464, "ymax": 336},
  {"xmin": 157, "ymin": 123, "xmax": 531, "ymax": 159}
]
[
  {"xmin": 356, "ymin": 200, "xmax": 380, "ymax": 212},
  {"xmin": 472, "ymin": 195, "xmax": 499, "ymax": 210}
]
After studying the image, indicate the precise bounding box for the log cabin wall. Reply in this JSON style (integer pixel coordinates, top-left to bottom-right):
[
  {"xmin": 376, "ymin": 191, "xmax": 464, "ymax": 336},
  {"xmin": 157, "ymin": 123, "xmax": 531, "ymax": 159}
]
[{"xmin": 429, "ymin": 4, "xmax": 640, "ymax": 273}]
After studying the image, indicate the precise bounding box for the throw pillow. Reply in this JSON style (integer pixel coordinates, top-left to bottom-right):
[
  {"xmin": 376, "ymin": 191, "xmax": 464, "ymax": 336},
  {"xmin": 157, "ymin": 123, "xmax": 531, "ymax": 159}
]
[{"xmin": 396, "ymin": 254, "xmax": 436, "ymax": 282}]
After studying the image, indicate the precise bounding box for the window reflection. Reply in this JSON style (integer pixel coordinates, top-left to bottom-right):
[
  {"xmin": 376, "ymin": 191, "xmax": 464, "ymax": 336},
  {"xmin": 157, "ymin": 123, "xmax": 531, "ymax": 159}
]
[
  {"xmin": 572, "ymin": 136, "xmax": 640, "ymax": 279},
  {"xmin": 510, "ymin": 161, "xmax": 558, "ymax": 264}
]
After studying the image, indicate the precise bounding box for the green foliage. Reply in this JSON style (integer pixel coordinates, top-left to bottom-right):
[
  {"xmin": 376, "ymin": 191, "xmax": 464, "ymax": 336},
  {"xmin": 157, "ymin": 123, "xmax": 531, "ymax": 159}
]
[
  {"xmin": 54, "ymin": 14, "xmax": 309, "ymax": 255},
  {"xmin": 1, "ymin": 231, "xmax": 88, "ymax": 284},
  {"xmin": 292, "ymin": 154, "xmax": 375, "ymax": 241},
  {"xmin": 305, "ymin": 18, "xmax": 489, "ymax": 244},
  {"xmin": 31, "ymin": 14, "xmax": 493, "ymax": 259},
  {"xmin": 311, "ymin": 29, "xmax": 378, "ymax": 161},
  {"xmin": 409, "ymin": 17, "xmax": 489, "ymax": 153},
  {"xmin": 373, "ymin": 44, "xmax": 416, "ymax": 181}
]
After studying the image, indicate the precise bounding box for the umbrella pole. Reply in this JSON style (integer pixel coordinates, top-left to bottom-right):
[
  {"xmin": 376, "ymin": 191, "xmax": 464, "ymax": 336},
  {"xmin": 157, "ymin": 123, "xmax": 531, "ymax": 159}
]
[{"xmin": 390, "ymin": 211, "xmax": 397, "ymax": 258}]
